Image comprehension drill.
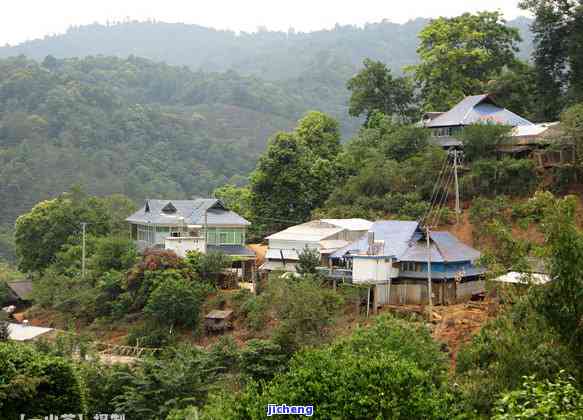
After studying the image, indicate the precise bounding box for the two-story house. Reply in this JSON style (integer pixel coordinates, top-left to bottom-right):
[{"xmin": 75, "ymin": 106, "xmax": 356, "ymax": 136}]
[
  {"xmin": 422, "ymin": 94, "xmax": 534, "ymax": 149},
  {"xmin": 329, "ymin": 221, "xmax": 485, "ymax": 307},
  {"xmin": 126, "ymin": 199, "xmax": 253, "ymax": 260}
]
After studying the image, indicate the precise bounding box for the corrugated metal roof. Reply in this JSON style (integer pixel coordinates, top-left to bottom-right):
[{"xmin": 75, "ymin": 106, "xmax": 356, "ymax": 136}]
[
  {"xmin": 493, "ymin": 271, "xmax": 551, "ymax": 285},
  {"xmin": 426, "ymin": 94, "xmax": 533, "ymax": 128},
  {"xmin": 400, "ymin": 242, "xmax": 444, "ymax": 263},
  {"xmin": 320, "ymin": 219, "xmax": 373, "ymax": 231},
  {"xmin": 431, "ymin": 231, "xmax": 481, "ymax": 262},
  {"xmin": 207, "ymin": 245, "xmax": 255, "ymax": 257},
  {"xmin": 266, "ymin": 223, "xmax": 344, "ymax": 241},
  {"xmin": 319, "ymin": 240, "xmax": 350, "ymax": 253},
  {"xmin": 511, "ymin": 122, "xmax": 560, "ymax": 137},
  {"xmin": 126, "ymin": 199, "xmax": 250, "ymax": 226},
  {"xmin": 8, "ymin": 323, "xmax": 54, "ymax": 341},
  {"xmin": 332, "ymin": 221, "xmax": 419, "ymax": 259}
]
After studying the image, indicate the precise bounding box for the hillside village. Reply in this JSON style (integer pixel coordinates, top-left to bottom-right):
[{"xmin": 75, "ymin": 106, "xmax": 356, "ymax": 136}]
[{"xmin": 2, "ymin": 3, "xmax": 583, "ymax": 420}]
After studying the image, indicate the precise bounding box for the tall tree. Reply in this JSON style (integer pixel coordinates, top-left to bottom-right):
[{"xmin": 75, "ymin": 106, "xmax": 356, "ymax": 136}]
[
  {"xmin": 520, "ymin": 0, "xmax": 583, "ymax": 119},
  {"xmin": 249, "ymin": 112, "xmax": 342, "ymax": 235},
  {"xmin": 347, "ymin": 59, "xmax": 417, "ymax": 122},
  {"xmin": 412, "ymin": 11, "xmax": 522, "ymax": 111}
]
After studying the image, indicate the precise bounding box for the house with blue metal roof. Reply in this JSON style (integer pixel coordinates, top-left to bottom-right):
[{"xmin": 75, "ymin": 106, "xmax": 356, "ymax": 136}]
[
  {"xmin": 328, "ymin": 221, "xmax": 486, "ymax": 306},
  {"xmin": 421, "ymin": 94, "xmax": 534, "ymax": 149},
  {"xmin": 126, "ymin": 199, "xmax": 254, "ymax": 260}
]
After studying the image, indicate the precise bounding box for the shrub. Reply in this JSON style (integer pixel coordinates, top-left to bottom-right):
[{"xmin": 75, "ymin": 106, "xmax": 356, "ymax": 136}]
[
  {"xmin": 239, "ymin": 339, "xmax": 288, "ymax": 382},
  {"xmin": 270, "ymin": 277, "xmax": 343, "ymax": 352},
  {"xmin": 0, "ymin": 342, "xmax": 86, "ymax": 417},
  {"xmin": 185, "ymin": 250, "xmax": 233, "ymax": 287},
  {"xmin": 220, "ymin": 315, "xmax": 455, "ymax": 419},
  {"xmin": 90, "ymin": 236, "xmax": 138, "ymax": 273},
  {"xmin": 493, "ymin": 372, "xmax": 583, "ymax": 419},
  {"xmin": 456, "ymin": 297, "xmax": 578, "ymax": 415},
  {"xmin": 144, "ymin": 274, "xmax": 207, "ymax": 329}
]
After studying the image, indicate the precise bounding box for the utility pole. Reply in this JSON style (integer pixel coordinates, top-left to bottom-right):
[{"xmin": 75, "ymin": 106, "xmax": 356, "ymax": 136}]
[
  {"xmin": 426, "ymin": 226, "xmax": 433, "ymax": 318},
  {"xmin": 81, "ymin": 222, "xmax": 87, "ymax": 278},
  {"xmin": 204, "ymin": 208, "xmax": 208, "ymax": 254},
  {"xmin": 454, "ymin": 149, "xmax": 461, "ymax": 224}
]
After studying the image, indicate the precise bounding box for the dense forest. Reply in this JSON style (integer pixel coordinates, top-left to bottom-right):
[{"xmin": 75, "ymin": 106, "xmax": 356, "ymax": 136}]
[{"xmin": 0, "ymin": 56, "xmax": 307, "ymax": 260}]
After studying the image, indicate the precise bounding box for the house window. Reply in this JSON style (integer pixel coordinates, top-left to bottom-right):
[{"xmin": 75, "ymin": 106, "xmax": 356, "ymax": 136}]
[
  {"xmin": 206, "ymin": 228, "xmax": 245, "ymax": 245},
  {"xmin": 137, "ymin": 224, "xmax": 155, "ymax": 244}
]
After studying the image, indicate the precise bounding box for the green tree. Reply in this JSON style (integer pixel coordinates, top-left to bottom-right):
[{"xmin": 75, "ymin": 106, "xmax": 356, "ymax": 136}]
[
  {"xmin": 460, "ymin": 123, "xmax": 512, "ymax": 162},
  {"xmin": 493, "ymin": 373, "xmax": 583, "ymax": 419},
  {"xmin": 218, "ymin": 315, "xmax": 454, "ymax": 419},
  {"xmin": 144, "ymin": 274, "xmax": 206, "ymax": 329},
  {"xmin": 412, "ymin": 11, "xmax": 522, "ymax": 111},
  {"xmin": 239, "ymin": 339, "xmax": 288, "ymax": 382},
  {"xmin": 483, "ymin": 61, "xmax": 540, "ymax": 121},
  {"xmin": 535, "ymin": 195, "xmax": 583, "ymax": 358},
  {"xmin": 519, "ymin": 0, "xmax": 583, "ymax": 118},
  {"xmin": 270, "ymin": 277, "xmax": 343, "ymax": 352},
  {"xmin": 561, "ymin": 104, "xmax": 583, "ymax": 166},
  {"xmin": 249, "ymin": 112, "xmax": 342, "ymax": 234},
  {"xmin": 296, "ymin": 246, "xmax": 321, "ymax": 276},
  {"xmin": 14, "ymin": 189, "xmax": 133, "ymax": 273},
  {"xmin": 90, "ymin": 236, "xmax": 138, "ymax": 273},
  {"xmin": 347, "ymin": 59, "xmax": 417, "ymax": 121},
  {"xmin": 0, "ymin": 342, "xmax": 86, "ymax": 418},
  {"xmin": 185, "ymin": 250, "xmax": 232, "ymax": 287},
  {"xmin": 113, "ymin": 345, "xmax": 220, "ymax": 419}
]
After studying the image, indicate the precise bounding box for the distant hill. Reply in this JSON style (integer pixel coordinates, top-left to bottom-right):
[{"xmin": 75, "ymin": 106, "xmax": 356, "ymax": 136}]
[
  {"xmin": 0, "ymin": 18, "xmax": 534, "ymax": 136},
  {"xmin": 0, "ymin": 17, "xmax": 534, "ymax": 79},
  {"xmin": 0, "ymin": 18, "xmax": 535, "ymax": 261}
]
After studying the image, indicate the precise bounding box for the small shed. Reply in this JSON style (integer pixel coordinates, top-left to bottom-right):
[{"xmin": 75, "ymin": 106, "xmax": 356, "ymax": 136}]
[{"xmin": 204, "ymin": 310, "xmax": 233, "ymax": 333}]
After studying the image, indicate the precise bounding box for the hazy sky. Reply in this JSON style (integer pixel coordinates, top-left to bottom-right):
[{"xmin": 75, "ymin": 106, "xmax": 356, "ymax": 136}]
[{"xmin": 1, "ymin": 0, "xmax": 529, "ymax": 46}]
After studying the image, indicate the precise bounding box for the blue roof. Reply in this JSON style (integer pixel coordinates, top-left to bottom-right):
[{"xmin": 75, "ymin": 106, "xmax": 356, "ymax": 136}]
[
  {"xmin": 400, "ymin": 231, "xmax": 481, "ymax": 263},
  {"xmin": 426, "ymin": 94, "xmax": 533, "ymax": 128},
  {"xmin": 332, "ymin": 223, "xmax": 481, "ymax": 265}
]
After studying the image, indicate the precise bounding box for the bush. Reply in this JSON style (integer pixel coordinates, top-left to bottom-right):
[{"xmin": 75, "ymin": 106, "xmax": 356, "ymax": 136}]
[
  {"xmin": 270, "ymin": 277, "xmax": 343, "ymax": 352},
  {"xmin": 90, "ymin": 236, "xmax": 138, "ymax": 273},
  {"xmin": 144, "ymin": 274, "xmax": 207, "ymax": 329},
  {"xmin": 220, "ymin": 315, "xmax": 454, "ymax": 419},
  {"xmin": 113, "ymin": 344, "xmax": 220, "ymax": 419},
  {"xmin": 493, "ymin": 372, "xmax": 583, "ymax": 419},
  {"xmin": 239, "ymin": 339, "xmax": 288, "ymax": 382},
  {"xmin": 464, "ymin": 158, "xmax": 540, "ymax": 198},
  {"xmin": 456, "ymin": 297, "xmax": 578, "ymax": 415},
  {"xmin": 186, "ymin": 250, "xmax": 232, "ymax": 287},
  {"xmin": 126, "ymin": 322, "xmax": 176, "ymax": 348},
  {"xmin": 0, "ymin": 342, "xmax": 86, "ymax": 417}
]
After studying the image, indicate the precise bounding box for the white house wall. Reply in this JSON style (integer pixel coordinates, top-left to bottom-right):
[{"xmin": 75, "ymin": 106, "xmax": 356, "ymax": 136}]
[
  {"xmin": 268, "ymin": 239, "xmax": 320, "ymax": 251},
  {"xmin": 352, "ymin": 258, "xmax": 398, "ymax": 284}
]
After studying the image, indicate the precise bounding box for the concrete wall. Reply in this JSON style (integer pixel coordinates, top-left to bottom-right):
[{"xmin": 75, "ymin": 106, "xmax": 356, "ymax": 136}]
[
  {"xmin": 352, "ymin": 257, "xmax": 398, "ymax": 284},
  {"xmin": 164, "ymin": 237, "xmax": 206, "ymax": 257}
]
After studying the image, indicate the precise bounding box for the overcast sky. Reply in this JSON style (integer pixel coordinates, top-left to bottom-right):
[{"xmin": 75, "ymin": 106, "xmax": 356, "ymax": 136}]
[{"xmin": 1, "ymin": 0, "xmax": 529, "ymax": 46}]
